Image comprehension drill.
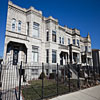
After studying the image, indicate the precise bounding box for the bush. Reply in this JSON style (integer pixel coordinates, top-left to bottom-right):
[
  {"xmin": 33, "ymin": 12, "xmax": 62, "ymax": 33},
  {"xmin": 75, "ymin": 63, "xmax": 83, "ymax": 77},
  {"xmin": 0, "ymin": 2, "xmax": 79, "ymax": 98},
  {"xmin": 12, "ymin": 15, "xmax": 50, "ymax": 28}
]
[
  {"xmin": 39, "ymin": 72, "xmax": 45, "ymax": 79},
  {"xmin": 49, "ymin": 73, "xmax": 56, "ymax": 79}
]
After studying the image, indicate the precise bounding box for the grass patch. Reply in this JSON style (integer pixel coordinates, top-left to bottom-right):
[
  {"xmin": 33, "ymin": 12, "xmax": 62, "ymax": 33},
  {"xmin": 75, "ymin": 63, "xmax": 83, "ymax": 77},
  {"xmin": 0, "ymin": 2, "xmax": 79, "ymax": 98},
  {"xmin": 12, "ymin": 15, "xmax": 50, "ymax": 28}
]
[{"xmin": 22, "ymin": 79, "xmax": 81, "ymax": 100}]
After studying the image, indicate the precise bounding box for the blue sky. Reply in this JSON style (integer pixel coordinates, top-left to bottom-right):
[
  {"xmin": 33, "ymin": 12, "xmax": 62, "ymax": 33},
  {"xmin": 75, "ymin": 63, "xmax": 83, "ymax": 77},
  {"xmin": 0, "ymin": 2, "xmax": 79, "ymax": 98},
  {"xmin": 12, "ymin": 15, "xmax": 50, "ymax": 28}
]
[{"xmin": 0, "ymin": 0, "xmax": 100, "ymax": 57}]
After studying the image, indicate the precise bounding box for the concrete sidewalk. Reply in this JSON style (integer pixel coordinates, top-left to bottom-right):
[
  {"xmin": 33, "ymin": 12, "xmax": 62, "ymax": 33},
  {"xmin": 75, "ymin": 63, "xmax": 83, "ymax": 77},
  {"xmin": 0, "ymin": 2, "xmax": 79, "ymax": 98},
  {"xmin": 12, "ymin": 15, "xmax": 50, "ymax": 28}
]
[{"xmin": 50, "ymin": 85, "xmax": 100, "ymax": 100}]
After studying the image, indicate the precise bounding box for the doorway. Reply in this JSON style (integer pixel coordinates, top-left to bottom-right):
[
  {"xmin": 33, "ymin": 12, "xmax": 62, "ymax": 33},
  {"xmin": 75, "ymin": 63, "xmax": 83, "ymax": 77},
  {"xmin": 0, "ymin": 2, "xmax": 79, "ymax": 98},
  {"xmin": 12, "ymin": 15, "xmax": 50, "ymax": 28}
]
[{"xmin": 13, "ymin": 48, "xmax": 19, "ymax": 65}]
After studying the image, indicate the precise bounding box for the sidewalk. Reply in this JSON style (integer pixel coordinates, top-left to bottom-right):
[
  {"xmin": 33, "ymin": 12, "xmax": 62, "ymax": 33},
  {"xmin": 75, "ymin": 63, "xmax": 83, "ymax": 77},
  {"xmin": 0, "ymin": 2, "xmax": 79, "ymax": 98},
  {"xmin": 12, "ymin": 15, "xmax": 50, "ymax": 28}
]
[{"xmin": 50, "ymin": 85, "xmax": 100, "ymax": 100}]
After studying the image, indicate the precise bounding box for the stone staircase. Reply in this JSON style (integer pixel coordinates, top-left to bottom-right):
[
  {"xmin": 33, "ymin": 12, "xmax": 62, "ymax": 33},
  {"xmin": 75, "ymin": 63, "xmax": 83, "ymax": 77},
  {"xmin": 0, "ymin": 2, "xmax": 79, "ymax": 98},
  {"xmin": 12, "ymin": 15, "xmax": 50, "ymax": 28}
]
[{"xmin": 69, "ymin": 64, "xmax": 78, "ymax": 79}]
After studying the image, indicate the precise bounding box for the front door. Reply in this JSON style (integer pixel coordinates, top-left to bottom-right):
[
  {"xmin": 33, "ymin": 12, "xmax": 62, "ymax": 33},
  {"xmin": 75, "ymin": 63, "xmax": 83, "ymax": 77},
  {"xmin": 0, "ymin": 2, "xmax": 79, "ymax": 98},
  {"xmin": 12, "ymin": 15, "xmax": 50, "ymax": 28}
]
[
  {"xmin": 13, "ymin": 49, "xmax": 19, "ymax": 65},
  {"xmin": 60, "ymin": 54, "xmax": 63, "ymax": 65}
]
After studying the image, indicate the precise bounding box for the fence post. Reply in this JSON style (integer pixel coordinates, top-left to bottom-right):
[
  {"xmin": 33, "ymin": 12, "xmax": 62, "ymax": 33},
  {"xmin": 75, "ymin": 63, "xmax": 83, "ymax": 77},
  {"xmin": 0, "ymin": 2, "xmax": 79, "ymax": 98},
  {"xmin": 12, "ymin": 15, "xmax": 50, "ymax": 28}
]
[
  {"xmin": 64, "ymin": 65, "xmax": 66, "ymax": 83},
  {"xmin": 57, "ymin": 63, "xmax": 59, "ymax": 96},
  {"xmin": 19, "ymin": 61, "xmax": 22, "ymax": 100},
  {"xmin": 42, "ymin": 63, "xmax": 44, "ymax": 99},
  {"xmin": 77, "ymin": 65, "xmax": 80, "ymax": 89},
  {"xmin": 68, "ymin": 64, "xmax": 70, "ymax": 92}
]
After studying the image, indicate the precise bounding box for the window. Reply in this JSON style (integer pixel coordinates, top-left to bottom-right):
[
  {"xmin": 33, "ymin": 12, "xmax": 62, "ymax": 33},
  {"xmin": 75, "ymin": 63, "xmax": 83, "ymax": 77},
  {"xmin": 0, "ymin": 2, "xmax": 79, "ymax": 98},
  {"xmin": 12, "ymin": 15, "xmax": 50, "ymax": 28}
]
[
  {"xmin": 88, "ymin": 46, "xmax": 91, "ymax": 52},
  {"xmin": 73, "ymin": 39, "xmax": 75, "ymax": 45},
  {"xmin": 52, "ymin": 70, "xmax": 56, "ymax": 73},
  {"xmin": 26, "ymin": 22, "xmax": 29, "ymax": 35},
  {"xmin": 32, "ymin": 46, "xmax": 38, "ymax": 62},
  {"xmin": 59, "ymin": 37, "xmax": 61, "ymax": 44},
  {"xmin": 12, "ymin": 18, "xmax": 16, "ymax": 31},
  {"xmin": 68, "ymin": 38, "xmax": 70, "ymax": 45},
  {"xmin": 62, "ymin": 37, "xmax": 64, "ymax": 44},
  {"xmin": 32, "ymin": 22, "xmax": 39, "ymax": 37},
  {"xmin": 31, "ymin": 69, "xmax": 38, "ymax": 75},
  {"xmin": 52, "ymin": 31, "xmax": 56, "ymax": 42},
  {"xmin": 46, "ymin": 30, "xmax": 49, "ymax": 41},
  {"xmin": 85, "ymin": 46, "xmax": 88, "ymax": 52},
  {"xmin": 52, "ymin": 50, "xmax": 56, "ymax": 63},
  {"xmin": 46, "ymin": 69, "xmax": 49, "ymax": 75},
  {"xmin": 77, "ymin": 40, "xmax": 79, "ymax": 46},
  {"xmin": 18, "ymin": 21, "xmax": 21, "ymax": 32},
  {"xmin": 46, "ymin": 49, "xmax": 49, "ymax": 63}
]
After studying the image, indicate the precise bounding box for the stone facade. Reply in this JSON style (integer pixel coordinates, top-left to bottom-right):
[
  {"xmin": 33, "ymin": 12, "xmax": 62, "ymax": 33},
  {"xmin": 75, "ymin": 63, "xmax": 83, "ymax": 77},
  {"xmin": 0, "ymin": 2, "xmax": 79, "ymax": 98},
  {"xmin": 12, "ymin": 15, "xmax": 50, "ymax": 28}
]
[{"xmin": 4, "ymin": 1, "xmax": 93, "ymax": 71}]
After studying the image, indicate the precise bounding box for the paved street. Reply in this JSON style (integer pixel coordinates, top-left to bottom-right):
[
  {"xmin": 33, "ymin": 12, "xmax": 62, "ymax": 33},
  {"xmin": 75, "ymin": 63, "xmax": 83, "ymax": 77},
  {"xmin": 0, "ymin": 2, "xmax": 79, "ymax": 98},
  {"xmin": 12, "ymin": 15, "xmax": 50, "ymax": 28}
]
[{"xmin": 50, "ymin": 85, "xmax": 100, "ymax": 100}]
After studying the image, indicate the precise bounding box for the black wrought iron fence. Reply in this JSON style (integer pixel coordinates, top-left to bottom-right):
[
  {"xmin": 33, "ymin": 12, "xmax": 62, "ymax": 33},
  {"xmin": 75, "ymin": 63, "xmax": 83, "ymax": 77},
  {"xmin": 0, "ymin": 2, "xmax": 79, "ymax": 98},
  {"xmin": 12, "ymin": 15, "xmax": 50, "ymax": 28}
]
[{"xmin": 0, "ymin": 61, "xmax": 100, "ymax": 100}]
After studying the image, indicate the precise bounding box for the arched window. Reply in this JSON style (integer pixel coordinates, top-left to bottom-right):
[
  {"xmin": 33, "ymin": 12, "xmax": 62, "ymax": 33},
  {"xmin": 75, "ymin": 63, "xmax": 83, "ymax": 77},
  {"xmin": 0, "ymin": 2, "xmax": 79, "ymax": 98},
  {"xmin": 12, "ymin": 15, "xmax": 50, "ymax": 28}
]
[
  {"xmin": 12, "ymin": 18, "xmax": 16, "ymax": 31},
  {"xmin": 18, "ymin": 20, "xmax": 21, "ymax": 32}
]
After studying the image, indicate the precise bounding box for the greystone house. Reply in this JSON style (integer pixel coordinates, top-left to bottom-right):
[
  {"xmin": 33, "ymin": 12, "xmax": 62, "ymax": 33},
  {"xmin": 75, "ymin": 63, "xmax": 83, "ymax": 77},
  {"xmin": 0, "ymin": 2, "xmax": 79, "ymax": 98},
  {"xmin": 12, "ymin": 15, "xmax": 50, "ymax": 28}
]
[{"xmin": 3, "ymin": 1, "xmax": 93, "ymax": 79}]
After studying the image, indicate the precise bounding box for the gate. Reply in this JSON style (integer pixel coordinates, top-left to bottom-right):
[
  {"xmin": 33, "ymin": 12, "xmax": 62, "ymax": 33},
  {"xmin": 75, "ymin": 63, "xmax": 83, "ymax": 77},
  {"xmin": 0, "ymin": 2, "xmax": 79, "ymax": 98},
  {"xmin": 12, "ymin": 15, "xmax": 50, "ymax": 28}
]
[{"xmin": 0, "ymin": 61, "xmax": 20, "ymax": 100}]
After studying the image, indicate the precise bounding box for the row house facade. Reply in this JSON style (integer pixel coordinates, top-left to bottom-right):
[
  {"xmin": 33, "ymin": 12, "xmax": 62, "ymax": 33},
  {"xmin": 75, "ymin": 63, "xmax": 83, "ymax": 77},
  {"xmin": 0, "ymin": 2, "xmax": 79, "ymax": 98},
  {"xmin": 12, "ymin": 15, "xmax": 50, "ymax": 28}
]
[{"xmin": 3, "ymin": 1, "xmax": 93, "ymax": 76}]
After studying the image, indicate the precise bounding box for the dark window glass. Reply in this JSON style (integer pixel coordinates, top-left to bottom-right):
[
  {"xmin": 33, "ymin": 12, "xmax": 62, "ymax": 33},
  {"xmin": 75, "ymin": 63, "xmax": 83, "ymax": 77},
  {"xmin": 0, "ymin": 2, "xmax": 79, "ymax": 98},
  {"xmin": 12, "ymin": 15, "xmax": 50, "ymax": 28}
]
[
  {"xmin": 46, "ymin": 31, "xmax": 49, "ymax": 41},
  {"xmin": 52, "ymin": 31, "xmax": 56, "ymax": 42},
  {"xmin": 85, "ymin": 46, "xmax": 88, "ymax": 52},
  {"xmin": 77, "ymin": 40, "xmax": 79, "ymax": 46},
  {"xmin": 59, "ymin": 37, "xmax": 61, "ymax": 44},
  {"xmin": 52, "ymin": 70, "xmax": 56, "ymax": 73},
  {"xmin": 73, "ymin": 39, "xmax": 75, "ymax": 45},
  {"xmin": 46, "ymin": 49, "xmax": 49, "ymax": 63},
  {"xmin": 52, "ymin": 50, "xmax": 56, "ymax": 63},
  {"xmin": 7, "ymin": 46, "xmax": 11, "ymax": 53}
]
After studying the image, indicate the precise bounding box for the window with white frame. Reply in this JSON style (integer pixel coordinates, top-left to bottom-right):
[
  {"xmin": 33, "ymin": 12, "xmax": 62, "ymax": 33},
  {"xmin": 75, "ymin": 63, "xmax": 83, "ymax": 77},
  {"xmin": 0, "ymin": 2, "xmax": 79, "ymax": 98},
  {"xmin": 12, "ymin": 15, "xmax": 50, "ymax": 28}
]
[
  {"xmin": 26, "ymin": 22, "xmax": 29, "ymax": 36},
  {"xmin": 68, "ymin": 38, "xmax": 70, "ymax": 45},
  {"xmin": 77, "ymin": 39, "xmax": 79, "ymax": 46},
  {"xmin": 31, "ymin": 69, "xmax": 38, "ymax": 75},
  {"xmin": 73, "ymin": 39, "xmax": 75, "ymax": 45},
  {"xmin": 46, "ymin": 49, "xmax": 49, "ymax": 63},
  {"xmin": 59, "ymin": 37, "xmax": 61, "ymax": 44},
  {"xmin": 62, "ymin": 37, "xmax": 64, "ymax": 44},
  {"xmin": 46, "ymin": 30, "xmax": 49, "ymax": 41},
  {"xmin": 32, "ymin": 22, "xmax": 39, "ymax": 37},
  {"xmin": 88, "ymin": 46, "xmax": 91, "ymax": 52},
  {"xmin": 12, "ymin": 18, "xmax": 16, "ymax": 31},
  {"xmin": 32, "ymin": 46, "xmax": 38, "ymax": 62},
  {"xmin": 18, "ymin": 21, "xmax": 21, "ymax": 32},
  {"xmin": 52, "ymin": 30, "xmax": 56, "ymax": 42},
  {"xmin": 85, "ymin": 46, "xmax": 88, "ymax": 52},
  {"xmin": 52, "ymin": 50, "xmax": 56, "ymax": 63}
]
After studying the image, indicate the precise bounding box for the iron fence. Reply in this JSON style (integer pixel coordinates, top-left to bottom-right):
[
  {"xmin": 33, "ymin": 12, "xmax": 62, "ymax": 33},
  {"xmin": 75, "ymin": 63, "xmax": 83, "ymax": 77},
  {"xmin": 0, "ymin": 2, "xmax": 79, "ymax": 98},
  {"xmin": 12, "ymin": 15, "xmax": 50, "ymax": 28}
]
[{"xmin": 0, "ymin": 61, "xmax": 100, "ymax": 100}]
